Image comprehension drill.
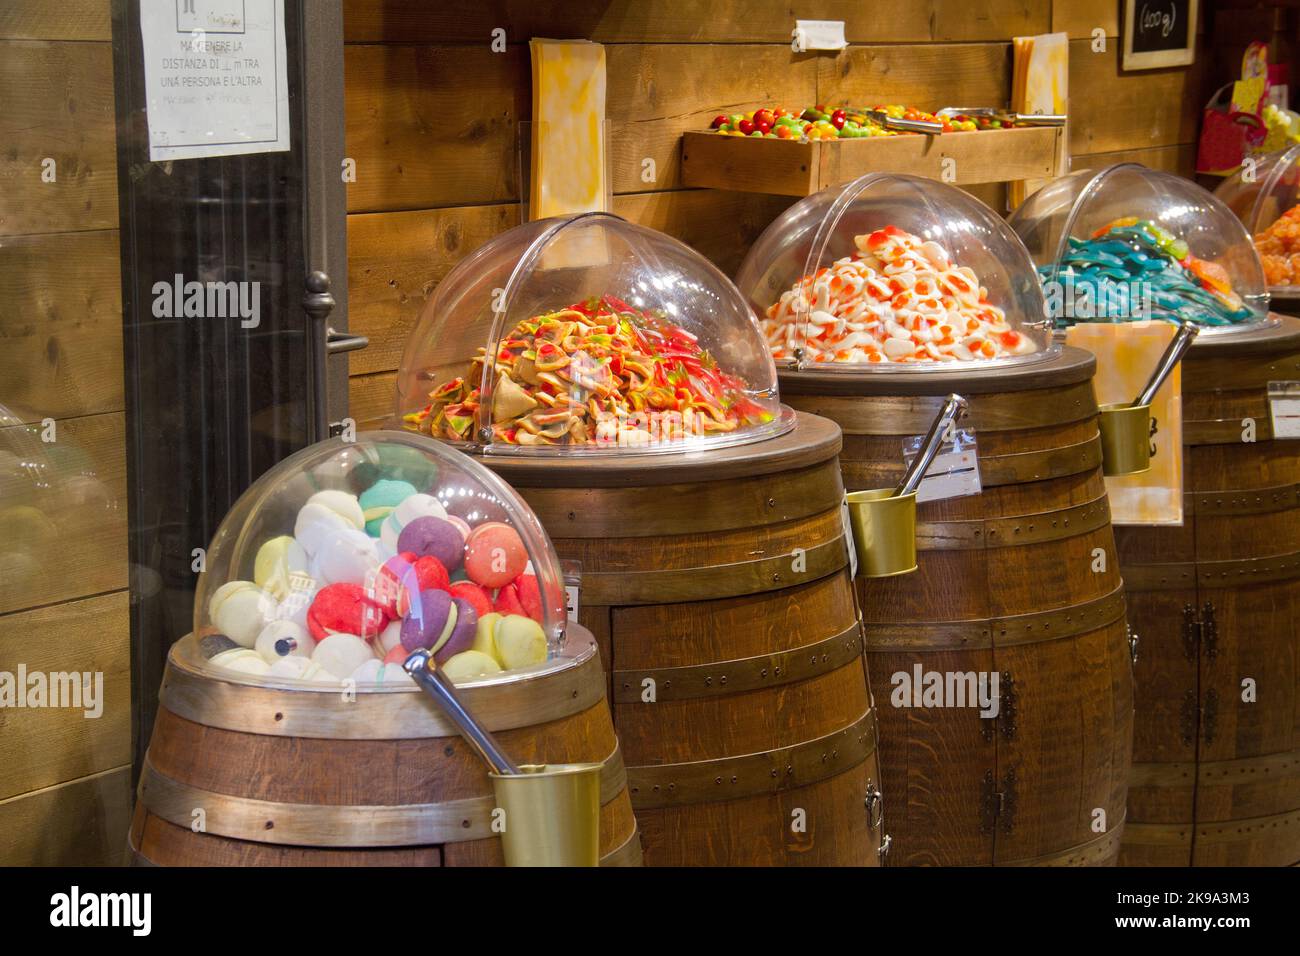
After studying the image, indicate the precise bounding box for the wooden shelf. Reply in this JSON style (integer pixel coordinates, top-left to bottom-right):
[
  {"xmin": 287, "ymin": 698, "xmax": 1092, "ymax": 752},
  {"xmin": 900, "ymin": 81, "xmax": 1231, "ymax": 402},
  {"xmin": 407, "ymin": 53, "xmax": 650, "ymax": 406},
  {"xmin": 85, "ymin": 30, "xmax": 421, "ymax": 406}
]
[{"xmin": 680, "ymin": 126, "xmax": 1066, "ymax": 196}]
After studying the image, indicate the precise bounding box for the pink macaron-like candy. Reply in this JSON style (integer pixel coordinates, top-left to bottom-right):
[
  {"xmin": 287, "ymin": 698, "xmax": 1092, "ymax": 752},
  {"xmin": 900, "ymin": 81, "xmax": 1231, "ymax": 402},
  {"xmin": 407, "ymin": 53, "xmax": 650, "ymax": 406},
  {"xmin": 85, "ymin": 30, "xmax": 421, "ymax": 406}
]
[
  {"xmin": 464, "ymin": 522, "xmax": 527, "ymax": 589},
  {"xmin": 397, "ymin": 516, "xmax": 464, "ymax": 572},
  {"xmin": 400, "ymin": 588, "xmax": 454, "ymax": 652},
  {"xmin": 434, "ymin": 597, "xmax": 479, "ymax": 664}
]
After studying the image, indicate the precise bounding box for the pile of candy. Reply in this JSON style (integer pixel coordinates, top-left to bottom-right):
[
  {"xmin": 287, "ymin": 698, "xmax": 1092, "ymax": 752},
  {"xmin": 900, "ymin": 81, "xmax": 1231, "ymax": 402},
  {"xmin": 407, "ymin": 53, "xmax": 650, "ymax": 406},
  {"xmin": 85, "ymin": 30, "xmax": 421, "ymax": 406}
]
[
  {"xmin": 1043, "ymin": 218, "xmax": 1254, "ymax": 327},
  {"xmin": 1253, "ymin": 204, "xmax": 1300, "ymax": 287},
  {"xmin": 405, "ymin": 295, "xmax": 774, "ymax": 447},
  {"xmin": 202, "ymin": 482, "xmax": 552, "ymax": 686},
  {"xmin": 761, "ymin": 225, "xmax": 1037, "ymax": 364},
  {"xmin": 709, "ymin": 105, "xmax": 1010, "ymax": 141}
]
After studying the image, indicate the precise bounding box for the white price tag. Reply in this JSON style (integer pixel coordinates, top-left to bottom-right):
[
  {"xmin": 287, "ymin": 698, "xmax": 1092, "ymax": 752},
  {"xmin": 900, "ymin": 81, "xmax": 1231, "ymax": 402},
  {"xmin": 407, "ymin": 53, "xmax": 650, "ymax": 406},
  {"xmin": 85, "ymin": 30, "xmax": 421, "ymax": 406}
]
[
  {"xmin": 792, "ymin": 19, "xmax": 848, "ymax": 52},
  {"xmin": 1268, "ymin": 381, "xmax": 1300, "ymax": 439},
  {"xmin": 561, "ymin": 560, "xmax": 582, "ymax": 622},
  {"xmin": 901, "ymin": 428, "xmax": 982, "ymax": 503}
]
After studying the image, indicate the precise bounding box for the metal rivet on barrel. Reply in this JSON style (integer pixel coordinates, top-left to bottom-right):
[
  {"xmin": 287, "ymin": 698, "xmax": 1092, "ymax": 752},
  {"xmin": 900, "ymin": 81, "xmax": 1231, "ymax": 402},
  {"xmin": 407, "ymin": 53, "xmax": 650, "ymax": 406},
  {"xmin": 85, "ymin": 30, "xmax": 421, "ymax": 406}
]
[
  {"xmin": 462, "ymin": 819, "xmax": 471, "ymax": 828},
  {"xmin": 444, "ymin": 745, "xmax": 454, "ymax": 757},
  {"xmin": 704, "ymin": 676, "xmax": 712, "ymax": 686},
  {"xmin": 715, "ymin": 777, "xmax": 723, "ymax": 785},
  {"xmin": 767, "ymin": 498, "xmax": 776, "ymax": 508},
  {"xmin": 720, "ymin": 676, "xmax": 727, "ymax": 685},
  {"xmin": 731, "ymin": 776, "xmax": 737, "ymax": 784}
]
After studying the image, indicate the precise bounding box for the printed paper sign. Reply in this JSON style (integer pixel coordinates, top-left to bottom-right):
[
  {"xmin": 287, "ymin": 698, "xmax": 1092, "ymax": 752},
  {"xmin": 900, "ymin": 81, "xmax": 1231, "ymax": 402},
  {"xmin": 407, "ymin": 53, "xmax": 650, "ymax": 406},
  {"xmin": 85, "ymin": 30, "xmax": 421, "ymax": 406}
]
[
  {"xmin": 1268, "ymin": 381, "xmax": 1300, "ymax": 439},
  {"xmin": 902, "ymin": 428, "xmax": 983, "ymax": 503},
  {"xmin": 140, "ymin": 0, "xmax": 290, "ymax": 161}
]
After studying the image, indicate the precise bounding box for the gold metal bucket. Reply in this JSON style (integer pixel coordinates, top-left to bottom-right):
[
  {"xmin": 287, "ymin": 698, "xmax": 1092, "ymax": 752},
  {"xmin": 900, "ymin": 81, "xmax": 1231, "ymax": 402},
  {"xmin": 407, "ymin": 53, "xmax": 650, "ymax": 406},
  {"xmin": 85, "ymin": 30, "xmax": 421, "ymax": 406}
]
[
  {"xmin": 1097, "ymin": 402, "xmax": 1152, "ymax": 477},
  {"xmin": 489, "ymin": 762, "xmax": 602, "ymax": 866},
  {"xmin": 845, "ymin": 488, "xmax": 918, "ymax": 578}
]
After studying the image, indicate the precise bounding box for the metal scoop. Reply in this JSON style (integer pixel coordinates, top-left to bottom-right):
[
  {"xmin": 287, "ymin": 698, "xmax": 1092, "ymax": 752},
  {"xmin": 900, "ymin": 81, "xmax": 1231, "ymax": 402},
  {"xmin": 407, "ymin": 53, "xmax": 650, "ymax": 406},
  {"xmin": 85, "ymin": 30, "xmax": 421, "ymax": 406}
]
[
  {"xmin": 893, "ymin": 394, "xmax": 970, "ymax": 497},
  {"xmin": 404, "ymin": 649, "xmax": 520, "ymax": 775},
  {"xmin": 1133, "ymin": 321, "xmax": 1199, "ymax": 408}
]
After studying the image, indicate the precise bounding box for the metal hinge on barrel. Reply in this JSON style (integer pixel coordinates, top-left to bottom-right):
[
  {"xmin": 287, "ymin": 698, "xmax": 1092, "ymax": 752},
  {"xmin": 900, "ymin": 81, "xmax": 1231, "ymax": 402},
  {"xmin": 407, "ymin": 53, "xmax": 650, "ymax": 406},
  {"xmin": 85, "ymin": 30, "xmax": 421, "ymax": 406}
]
[
  {"xmin": 1182, "ymin": 602, "xmax": 1218, "ymax": 661},
  {"xmin": 978, "ymin": 768, "xmax": 1018, "ymax": 834},
  {"xmin": 999, "ymin": 671, "xmax": 1016, "ymax": 740}
]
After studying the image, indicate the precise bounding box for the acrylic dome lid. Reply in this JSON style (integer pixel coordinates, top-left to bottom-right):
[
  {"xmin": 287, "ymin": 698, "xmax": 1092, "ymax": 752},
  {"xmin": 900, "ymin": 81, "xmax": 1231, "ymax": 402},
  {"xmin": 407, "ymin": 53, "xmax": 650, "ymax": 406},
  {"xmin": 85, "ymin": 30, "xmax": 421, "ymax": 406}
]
[
  {"xmin": 1009, "ymin": 164, "xmax": 1271, "ymax": 333},
  {"xmin": 395, "ymin": 212, "xmax": 791, "ymax": 456},
  {"xmin": 1215, "ymin": 145, "xmax": 1300, "ymax": 295},
  {"xmin": 734, "ymin": 173, "xmax": 1054, "ymax": 372},
  {"xmin": 192, "ymin": 432, "xmax": 568, "ymax": 690}
]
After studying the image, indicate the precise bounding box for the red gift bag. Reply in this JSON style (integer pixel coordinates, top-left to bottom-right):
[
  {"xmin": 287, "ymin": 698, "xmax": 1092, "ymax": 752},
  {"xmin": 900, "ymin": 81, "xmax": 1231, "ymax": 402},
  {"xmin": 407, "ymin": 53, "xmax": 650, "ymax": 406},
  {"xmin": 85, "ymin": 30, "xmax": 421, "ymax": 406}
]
[{"xmin": 1197, "ymin": 84, "xmax": 1268, "ymax": 176}]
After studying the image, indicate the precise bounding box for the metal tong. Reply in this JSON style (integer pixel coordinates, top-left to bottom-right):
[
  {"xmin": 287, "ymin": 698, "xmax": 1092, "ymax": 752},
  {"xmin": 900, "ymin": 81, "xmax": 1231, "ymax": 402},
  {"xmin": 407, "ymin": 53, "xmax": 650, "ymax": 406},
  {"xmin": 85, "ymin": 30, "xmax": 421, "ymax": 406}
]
[
  {"xmin": 404, "ymin": 649, "xmax": 521, "ymax": 775},
  {"xmin": 893, "ymin": 394, "xmax": 970, "ymax": 497},
  {"xmin": 936, "ymin": 107, "xmax": 1067, "ymax": 127},
  {"xmin": 866, "ymin": 109, "xmax": 943, "ymax": 134},
  {"xmin": 1132, "ymin": 322, "xmax": 1199, "ymax": 408}
]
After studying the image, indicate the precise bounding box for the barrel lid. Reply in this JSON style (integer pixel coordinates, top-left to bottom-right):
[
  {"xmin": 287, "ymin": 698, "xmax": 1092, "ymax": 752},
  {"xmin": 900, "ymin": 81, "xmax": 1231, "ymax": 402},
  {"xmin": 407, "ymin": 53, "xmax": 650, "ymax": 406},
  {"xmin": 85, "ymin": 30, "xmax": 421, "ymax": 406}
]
[
  {"xmin": 479, "ymin": 408, "xmax": 842, "ymax": 488},
  {"xmin": 1186, "ymin": 313, "xmax": 1300, "ymax": 357},
  {"xmin": 779, "ymin": 344, "xmax": 1097, "ymax": 397}
]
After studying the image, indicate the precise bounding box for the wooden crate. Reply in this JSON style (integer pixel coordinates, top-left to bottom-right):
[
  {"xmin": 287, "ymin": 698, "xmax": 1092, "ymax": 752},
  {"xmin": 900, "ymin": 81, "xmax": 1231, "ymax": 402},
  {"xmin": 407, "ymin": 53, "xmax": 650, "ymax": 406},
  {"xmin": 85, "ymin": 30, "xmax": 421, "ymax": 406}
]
[{"xmin": 681, "ymin": 126, "xmax": 1065, "ymax": 196}]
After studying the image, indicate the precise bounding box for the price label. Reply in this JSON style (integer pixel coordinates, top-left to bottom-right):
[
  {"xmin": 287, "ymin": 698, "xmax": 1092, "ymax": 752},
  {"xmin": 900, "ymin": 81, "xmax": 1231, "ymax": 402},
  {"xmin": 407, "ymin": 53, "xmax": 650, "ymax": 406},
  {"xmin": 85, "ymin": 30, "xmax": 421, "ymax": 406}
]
[
  {"xmin": 901, "ymin": 428, "xmax": 982, "ymax": 503},
  {"xmin": 1269, "ymin": 382, "xmax": 1300, "ymax": 439},
  {"xmin": 561, "ymin": 560, "xmax": 583, "ymax": 622}
]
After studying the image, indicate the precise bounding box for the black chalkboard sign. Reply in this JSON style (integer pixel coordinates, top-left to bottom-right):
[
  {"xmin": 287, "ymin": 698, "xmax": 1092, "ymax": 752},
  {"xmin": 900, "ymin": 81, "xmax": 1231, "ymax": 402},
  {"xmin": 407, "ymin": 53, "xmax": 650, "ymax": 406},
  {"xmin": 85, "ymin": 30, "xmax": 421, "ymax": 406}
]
[{"xmin": 1123, "ymin": 0, "xmax": 1199, "ymax": 70}]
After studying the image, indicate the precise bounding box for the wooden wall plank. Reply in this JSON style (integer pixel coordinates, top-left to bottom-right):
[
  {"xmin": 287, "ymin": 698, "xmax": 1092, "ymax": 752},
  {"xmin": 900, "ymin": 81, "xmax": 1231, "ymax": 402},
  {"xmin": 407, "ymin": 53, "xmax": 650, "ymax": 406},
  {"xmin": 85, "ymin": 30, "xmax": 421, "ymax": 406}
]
[
  {"xmin": 343, "ymin": 44, "xmax": 528, "ymax": 213},
  {"xmin": 0, "ymin": 230, "xmax": 124, "ymax": 422},
  {"xmin": 0, "ymin": 591, "xmax": 131, "ymax": 800},
  {"xmin": 1067, "ymin": 38, "xmax": 1207, "ymax": 155},
  {"xmin": 343, "ymin": 0, "xmax": 1052, "ymax": 44},
  {"xmin": 607, "ymin": 44, "xmax": 817, "ymax": 194},
  {"xmin": 0, "ymin": 766, "xmax": 131, "ymax": 866},
  {"xmin": 347, "ymin": 203, "xmax": 520, "ymax": 376},
  {"xmin": 612, "ymin": 188, "xmax": 796, "ymax": 276},
  {"xmin": 816, "ymin": 43, "xmax": 1012, "ymax": 114},
  {"xmin": 351, "ymin": 372, "xmax": 399, "ymax": 431},
  {"xmin": 0, "ymin": 411, "xmax": 128, "ymax": 616},
  {"xmin": 0, "ymin": 40, "xmax": 118, "ymax": 236},
  {"xmin": 0, "ymin": 1, "xmax": 111, "ymax": 41},
  {"xmin": 1071, "ymin": 144, "xmax": 1199, "ymax": 178}
]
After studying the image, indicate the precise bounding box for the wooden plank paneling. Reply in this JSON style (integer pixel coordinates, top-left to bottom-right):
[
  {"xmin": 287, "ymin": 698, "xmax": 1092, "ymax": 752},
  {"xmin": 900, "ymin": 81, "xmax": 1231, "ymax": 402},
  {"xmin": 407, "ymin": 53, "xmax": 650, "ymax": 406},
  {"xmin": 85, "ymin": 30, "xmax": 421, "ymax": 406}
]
[
  {"xmin": 343, "ymin": 44, "xmax": 529, "ymax": 213},
  {"xmin": 1071, "ymin": 144, "xmax": 1199, "ymax": 178},
  {"xmin": 347, "ymin": 203, "xmax": 520, "ymax": 376},
  {"xmin": 0, "ymin": 229, "xmax": 124, "ymax": 422},
  {"xmin": 0, "ymin": 39, "xmax": 118, "ymax": 236},
  {"xmin": 343, "ymin": 0, "xmax": 1051, "ymax": 44},
  {"xmin": 613, "ymin": 188, "xmax": 797, "ymax": 276},
  {"xmin": 0, "ymin": 766, "xmax": 131, "ymax": 866},
  {"xmin": 816, "ymin": 43, "xmax": 1012, "ymax": 114},
  {"xmin": 0, "ymin": 411, "xmax": 128, "ymax": 616},
  {"xmin": 1067, "ymin": 38, "xmax": 1207, "ymax": 155},
  {"xmin": 0, "ymin": 1, "xmax": 111, "ymax": 41},
  {"xmin": 607, "ymin": 44, "xmax": 816, "ymax": 194},
  {"xmin": 0, "ymin": 591, "xmax": 131, "ymax": 800},
  {"xmin": 351, "ymin": 372, "xmax": 399, "ymax": 431}
]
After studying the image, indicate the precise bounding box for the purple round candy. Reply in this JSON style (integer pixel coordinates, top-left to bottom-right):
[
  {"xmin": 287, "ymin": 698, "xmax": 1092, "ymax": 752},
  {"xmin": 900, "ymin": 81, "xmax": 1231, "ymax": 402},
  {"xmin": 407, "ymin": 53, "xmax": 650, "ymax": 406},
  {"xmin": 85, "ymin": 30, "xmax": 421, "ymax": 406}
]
[
  {"xmin": 433, "ymin": 597, "xmax": 479, "ymax": 664},
  {"xmin": 400, "ymin": 588, "xmax": 453, "ymax": 652},
  {"xmin": 396, "ymin": 515, "xmax": 464, "ymax": 571}
]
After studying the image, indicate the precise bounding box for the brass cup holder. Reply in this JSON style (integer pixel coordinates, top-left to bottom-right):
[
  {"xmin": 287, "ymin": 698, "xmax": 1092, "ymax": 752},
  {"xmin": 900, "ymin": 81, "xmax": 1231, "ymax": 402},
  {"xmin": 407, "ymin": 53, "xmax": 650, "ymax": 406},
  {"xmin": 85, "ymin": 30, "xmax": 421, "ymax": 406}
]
[
  {"xmin": 490, "ymin": 762, "xmax": 602, "ymax": 866},
  {"xmin": 1097, "ymin": 402, "xmax": 1152, "ymax": 477},
  {"xmin": 845, "ymin": 488, "xmax": 919, "ymax": 578}
]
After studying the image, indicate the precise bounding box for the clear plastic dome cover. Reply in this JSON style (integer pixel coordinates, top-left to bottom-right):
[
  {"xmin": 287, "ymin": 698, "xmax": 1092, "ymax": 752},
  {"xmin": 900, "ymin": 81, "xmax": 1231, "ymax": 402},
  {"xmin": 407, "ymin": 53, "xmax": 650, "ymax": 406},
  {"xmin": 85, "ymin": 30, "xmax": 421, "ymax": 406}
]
[
  {"xmin": 1215, "ymin": 145, "xmax": 1300, "ymax": 293},
  {"xmin": 734, "ymin": 173, "xmax": 1053, "ymax": 371},
  {"xmin": 395, "ymin": 212, "xmax": 791, "ymax": 455},
  {"xmin": 1010, "ymin": 164, "xmax": 1271, "ymax": 332},
  {"xmin": 192, "ymin": 432, "xmax": 568, "ymax": 688}
]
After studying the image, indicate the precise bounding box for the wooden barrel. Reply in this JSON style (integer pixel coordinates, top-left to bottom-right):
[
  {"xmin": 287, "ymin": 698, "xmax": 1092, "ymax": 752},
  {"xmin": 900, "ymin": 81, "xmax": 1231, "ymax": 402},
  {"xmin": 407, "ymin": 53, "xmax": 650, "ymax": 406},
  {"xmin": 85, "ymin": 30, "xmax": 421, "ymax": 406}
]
[
  {"xmin": 129, "ymin": 625, "xmax": 641, "ymax": 866},
  {"xmin": 483, "ymin": 411, "xmax": 883, "ymax": 866},
  {"xmin": 781, "ymin": 347, "xmax": 1133, "ymax": 866},
  {"xmin": 1116, "ymin": 315, "xmax": 1300, "ymax": 867}
]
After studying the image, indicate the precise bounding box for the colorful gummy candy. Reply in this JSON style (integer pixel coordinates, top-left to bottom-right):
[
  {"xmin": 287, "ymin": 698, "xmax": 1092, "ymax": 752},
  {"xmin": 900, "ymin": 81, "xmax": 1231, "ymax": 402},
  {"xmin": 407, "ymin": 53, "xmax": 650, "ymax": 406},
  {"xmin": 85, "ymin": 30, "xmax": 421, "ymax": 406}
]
[
  {"xmin": 761, "ymin": 225, "xmax": 1038, "ymax": 364},
  {"xmin": 405, "ymin": 295, "xmax": 774, "ymax": 447},
  {"xmin": 1041, "ymin": 218, "xmax": 1253, "ymax": 327},
  {"xmin": 1253, "ymin": 204, "xmax": 1300, "ymax": 287}
]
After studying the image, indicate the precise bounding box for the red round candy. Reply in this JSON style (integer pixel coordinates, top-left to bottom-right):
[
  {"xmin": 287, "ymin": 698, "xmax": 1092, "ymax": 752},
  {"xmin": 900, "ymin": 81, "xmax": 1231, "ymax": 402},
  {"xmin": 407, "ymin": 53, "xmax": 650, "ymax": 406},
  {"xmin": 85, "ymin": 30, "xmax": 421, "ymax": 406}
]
[
  {"xmin": 710, "ymin": 114, "xmax": 727, "ymax": 129},
  {"xmin": 737, "ymin": 119, "xmax": 754, "ymax": 135},
  {"xmin": 513, "ymin": 573, "xmax": 543, "ymax": 622},
  {"xmin": 396, "ymin": 555, "xmax": 452, "ymax": 616},
  {"xmin": 307, "ymin": 583, "xmax": 392, "ymax": 642},
  {"xmin": 383, "ymin": 644, "xmax": 409, "ymax": 665},
  {"xmin": 449, "ymin": 581, "xmax": 493, "ymax": 620},
  {"xmin": 493, "ymin": 581, "xmax": 525, "ymax": 617}
]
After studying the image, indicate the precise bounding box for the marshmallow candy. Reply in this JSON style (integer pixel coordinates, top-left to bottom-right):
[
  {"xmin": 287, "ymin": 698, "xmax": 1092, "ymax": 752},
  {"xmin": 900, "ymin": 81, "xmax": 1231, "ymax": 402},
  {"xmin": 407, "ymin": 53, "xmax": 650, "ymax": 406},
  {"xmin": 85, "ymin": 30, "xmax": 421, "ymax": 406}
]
[{"xmin": 209, "ymin": 581, "xmax": 279, "ymax": 648}]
